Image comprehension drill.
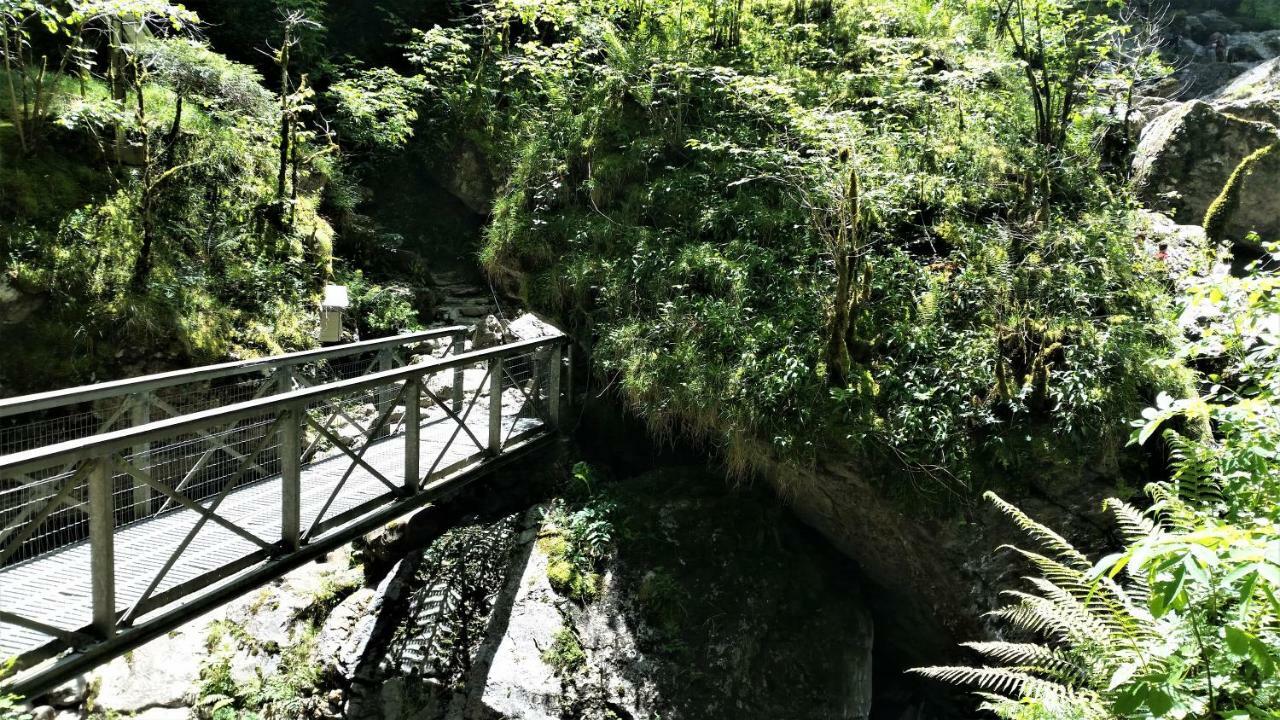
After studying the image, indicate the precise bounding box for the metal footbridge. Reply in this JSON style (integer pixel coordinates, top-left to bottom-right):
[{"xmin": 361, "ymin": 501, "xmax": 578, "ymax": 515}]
[{"xmin": 0, "ymin": 326, "xmax": 569, "ymax": 696}]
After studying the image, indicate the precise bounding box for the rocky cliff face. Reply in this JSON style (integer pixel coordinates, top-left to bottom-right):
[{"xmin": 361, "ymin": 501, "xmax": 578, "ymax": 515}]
[
  {"xmin": 1133, "ymin": 10, "xmax": 1280, "ymax": 248},
  {"xmin": 349, "ymin": 467, "xmax": 878, "ymax": 720}
]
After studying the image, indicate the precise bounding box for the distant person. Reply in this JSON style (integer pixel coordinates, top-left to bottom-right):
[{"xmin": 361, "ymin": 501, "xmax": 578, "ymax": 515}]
[{"xmin": 1208, "ymin": 32, "xmax": 1229, "ymax": 62}]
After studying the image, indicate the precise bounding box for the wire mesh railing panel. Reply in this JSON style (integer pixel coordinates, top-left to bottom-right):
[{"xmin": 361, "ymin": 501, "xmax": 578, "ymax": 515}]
[
  {"xmin": 0, "ymin": 459, "xmax": 92, "ymax": 565},
  {"xmin": 299, "ymin": 381, "xmax": 407, "ymax": 536},
  {"xmin": 497, "ymin": 349, "xmax": 554, "ymax": 444},
  {"xmin": 0, "ymin": 403, "xmax": 130, "ymax": 456},
  {"xmin": 112, "ymin": 410, "xmax": 284, "ymax": 528},
  {"xmin": 0, "ymin": 330, "xmax": 465, "ymax": 460}
]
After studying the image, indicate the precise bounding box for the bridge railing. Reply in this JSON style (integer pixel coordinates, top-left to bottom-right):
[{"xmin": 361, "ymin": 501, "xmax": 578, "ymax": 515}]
[
  {"xmin": 0, "ymin": 326, "xmax": 470, "ymax": 457},
  {"xmin": 0, "ymin": 333, "xmax": 567, "ymax": 656}
]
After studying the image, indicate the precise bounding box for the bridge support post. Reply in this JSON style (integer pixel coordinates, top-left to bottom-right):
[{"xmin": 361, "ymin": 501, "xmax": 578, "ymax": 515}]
[
  {"xmin": 452, "ymin": 329, "xmax": 466, "ymax": 413},
  {"xmin": 375, "ymin": 350, "xmax": 394, "ymax": 440},
  {"xmin": 89, "ymin": 456, "xmax": 116, "ymax": 638},
  {"xmin": 548, "ymin": 345, "xmax": 563, "ymax": 430},
  {"xmin": 565, "ymin": 344, "xmax": 574, "ymax": 419},
  {"xmin": 488, "ymin": 356, "xmax": 503, "ymax": 455},
  {"xmin": 129, "ymin": 393, "xmax": 152, "ymax": 519},
  {"xmin": 277, "ymin": 364, "xmax": 295, "ymax": 394},
  {"xmin": 404, "ymin": 377, "xmax": 421, "ymax": 493},
  {"xmin": 281, "ymin": 405, "xmax": 302, "ymax": 550}
]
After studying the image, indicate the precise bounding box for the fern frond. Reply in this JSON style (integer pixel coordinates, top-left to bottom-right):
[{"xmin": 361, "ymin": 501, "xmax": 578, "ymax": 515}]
[
  {"xmin": 986, "ymin": 491, "xmax": 1091, "ymax": 570},
  {"xmin": 911, "ymin": 666, "xmax": 1039, "ymax": 696},
  {"xmin": 1015, "ymin": 582, "xmax": 1115, "ymax": 643},
  {"xmin": 962, "ymin": 642, "xmax": 1085, "ymax": 682},
  {"xmin": 1104, "ymin": 498, "xmax": 1160, "ymax": 543}
]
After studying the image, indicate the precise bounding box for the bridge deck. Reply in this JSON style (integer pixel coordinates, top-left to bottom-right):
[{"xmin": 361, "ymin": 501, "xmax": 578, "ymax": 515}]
[{"xmin": 0, "ymin": 399, "xmax": 542, "ymax": 660}]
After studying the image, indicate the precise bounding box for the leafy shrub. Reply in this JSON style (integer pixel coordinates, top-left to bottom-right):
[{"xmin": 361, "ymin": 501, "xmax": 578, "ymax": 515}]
[
  {"xmin": 0, "ymin": 659, "xmax": 29, "ymax": 720},
  {"xmin": 917, "ymin": 248, "xmax": 1280, "ymax": 718},
  {"xmin": 334, "ymin": 266, "xmax": 423, "ymax": 339},
  {"xmin": 451, "ymin": 0, "xmax": 1172, "ymax": 488},
  {"xmin": 539, "ymin": 471, "xmax": 616, "ymax": 602}
]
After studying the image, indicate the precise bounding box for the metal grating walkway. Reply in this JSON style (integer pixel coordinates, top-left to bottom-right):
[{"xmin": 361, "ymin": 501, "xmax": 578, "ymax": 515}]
[
  {"xmin": 0, "ymin": 398, "xmax": 541, "ymax": 660},
  {"xmin": 0, "ymin": 332, "xmax": 568, "ymax": 695}
]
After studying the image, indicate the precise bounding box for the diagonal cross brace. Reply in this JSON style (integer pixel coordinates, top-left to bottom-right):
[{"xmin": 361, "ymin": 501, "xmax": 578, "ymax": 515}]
[
  {"xmin": 121, "ymin": 414, "xmax": 285, "ymax": 625},
  {"xmin": 116, "ymin": 460, "xmax": 273, "ymax": 551},
  {"xmin": 0, "ymin": 462, "xmax": 94, "ymax": 566},
  {"xmin": 424, "ymin": 364, "xmax": 492, "ymax": 480},
  {"xmin": 302, "ymin": 383, "xmax": 407, "ymax": 540}
]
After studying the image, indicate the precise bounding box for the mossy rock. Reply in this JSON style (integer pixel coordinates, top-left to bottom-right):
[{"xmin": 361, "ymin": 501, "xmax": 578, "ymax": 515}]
[
  {"xmin": 1133, "ymin": 101, "xmax": 1280, "ymax": 224},
  {"xmin": 541, "ymin": 627, "xmax": 586, "ymax": 676},
  {"xmin": 1204, "ymin": 142, "xmax": 1280, "ymax": 246}
]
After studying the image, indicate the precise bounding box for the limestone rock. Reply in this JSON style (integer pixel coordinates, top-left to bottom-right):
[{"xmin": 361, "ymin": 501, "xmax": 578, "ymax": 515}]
[
  {"xmin": 471, "ymin": 315, "xmax": 507, "ymax": 350},
  {"xmin": 315, "ymin": 587, "xmax": 381, "ymax": 681},
  {"xmin": 1169, "ymin": 60, "xmax": 1250, "ymax": 100},
  {"xmin": 1209, "ymin": 57, "xmax": 1280, "ymax": 125},
  {"xmin": 0, "ymin": 277, "xmax": 43, "ymax": 325},
  {"xmin": 42, "ymin": 677, "xmax": 89, "ymax": 709},
  {"xmin": 1226, "ymin": 30, "xmax": 1280, "ymax": 62},
  {"xmin": 131, "ymin": 708, "xmax": 190, "ymax": 720},
  {"xmin": 1137, "ymin": 210, "xmax": 1217, "ymax": 285},
  {"xmin": 1210, "ymin": 143, "xmax": 1280, "ymax": 245},
  {"xmin": 505, "ymin": 313, "xmax": 560, "ymax": 341},
  {"xmin": 463, "ymin": 530, "xmax": 567, "ymax": 720},
  {"xmin": 463, "ymin": 475, "xmax": 876, "ymax": 720},
  {"xmin": 430, "ymin": 142, "xmax": 496, "ymax": 215},
  {"xmin": 1132, "ymin": 100, "xmax": 1280, "ymax": 223}
]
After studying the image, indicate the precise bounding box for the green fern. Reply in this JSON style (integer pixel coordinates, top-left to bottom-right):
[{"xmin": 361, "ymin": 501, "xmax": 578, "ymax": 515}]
[{"xmin": 914, "ymin": 492, "xmax": 1161, "ymax": 719}]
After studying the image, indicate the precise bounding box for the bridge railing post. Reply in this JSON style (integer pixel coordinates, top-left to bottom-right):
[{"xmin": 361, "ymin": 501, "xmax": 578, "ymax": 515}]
[
  {"xmin": 452, "ymin": 329, "xmax": 467, "ymax": 413},
  {"xmin": 129, "ymin": 393, "xmax": 152, "ymax": 519},
  {"xmin": 277, "ymin": 364, "xmax": 295, "ymax": 394},
  {"xmin": 89, "ymin": 456, "xmax": 116, "ymax": 639},
  {"xmin": 565, "ymin": 343, "xmax": 574, "ymax": 421},
  {"xmin": 280, "ymin": 404, "xmax": 302, "ymax": 551},
  {"xmin": 548, "ymin": 344, "xmax": 563, "ymax": 431},
  {"xmin": 488, "ymin": 356, "xmax": 504, "ymax": 455},
  {"xmin": 404, "ymin": 376, "xmax": 421, "ymax": 493}
]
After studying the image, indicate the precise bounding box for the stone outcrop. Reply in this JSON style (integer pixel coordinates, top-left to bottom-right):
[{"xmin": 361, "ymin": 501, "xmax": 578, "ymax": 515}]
[
  {"xmin": 1209, "ymin": 57, "xmax": 1280, "ymax": 125},
  {"xmin": 429, "ymin": 142, "xmax": 497, "ymax": 216},
  {"xmin": 1133, "ymin": 100, "xmax": 1279, "ymax": 225},
  {"xmin": 1206, "ymin": 143, "xmax": 1280, "ymax": 246},
  {"xmin": 1132, "ymin": 10, "xmax": 1280, "ymax": 246},
  {"xmin": 0, "ymin": 277, "xmax": 43, "ymax": 326}
]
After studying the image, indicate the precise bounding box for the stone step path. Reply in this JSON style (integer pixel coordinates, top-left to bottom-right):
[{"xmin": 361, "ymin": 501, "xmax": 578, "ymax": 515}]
[{"xmin": 432, "ymin": 272, "xmax": 499, "ymax": 324}]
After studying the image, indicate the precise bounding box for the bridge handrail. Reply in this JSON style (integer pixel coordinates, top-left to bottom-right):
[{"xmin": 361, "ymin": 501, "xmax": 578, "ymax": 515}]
[
  {"xmin": 0, "ymin": 334, "xmax": 566, "ymax": 476},
  {"xmin": 0, "ymin": 326, "xmax": 468, "ymax": 418},
  {"xmin": 0, "ymin": 331, "xmax": 569, "ymax": 692}
]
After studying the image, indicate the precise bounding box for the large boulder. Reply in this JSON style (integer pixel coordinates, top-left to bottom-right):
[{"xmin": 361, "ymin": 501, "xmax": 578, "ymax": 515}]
[
  {"xmin": 0, "ymin": 276, "xmax": 43, "ymax": 325},
  {"xmin": 1133, "ymin": 100, "xmax": 1280, "ymax": 223},
  {"xmin": 1209, "ymin": 56, "xmax": 1280, "ymax": 125},
  {"xmin": 1205, "ymin": 143, "xmax": 1280, "ymax": 246},
  {"xmin": 1226, "ymin": 30, "xmax": 1280, "ymax": 63},
  {"xmin": 428, "ymin": 141, "xmax": 496, "ymax": 215}
]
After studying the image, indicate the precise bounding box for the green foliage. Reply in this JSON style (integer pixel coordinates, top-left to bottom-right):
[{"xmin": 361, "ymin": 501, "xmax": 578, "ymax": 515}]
[
  {"xmin": 334, "ymin": 265, "xmax": 423, "ymax": 339},
  {"xmin": 540, "ymin": 471, "xmax": 616, "ymax": 602},
  {"xmin": 542, "ymin": 626, "xmax": 586, "ymax": 676},
  {"xmin": 0, "ymin": 21, "xmax": 336, "ymax": 392},
  {"xmin": 1238, "ymin": 0, "xmax": 1280, "ymax": 27},
  {"xmin": 195, "ymin": 618, "xmax": 324, "ymax": 720},
  {"xmin": 329, "ymin": 67, "xmax": 424, "ymax": 151},
  {"xmin": 638, "ymin": 568, "xmax": 688, "ymax": 636},
  {"xmin": 918, "ymin": 248, "xmax": 1280, "ymax": 718},
  {"xmin": 0, "ymin": 658, "xmax": 29, "ymax": 720},
  {"xmin": 428, "ymin": 0, "xmax": 1172, "ymax": 487}
]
